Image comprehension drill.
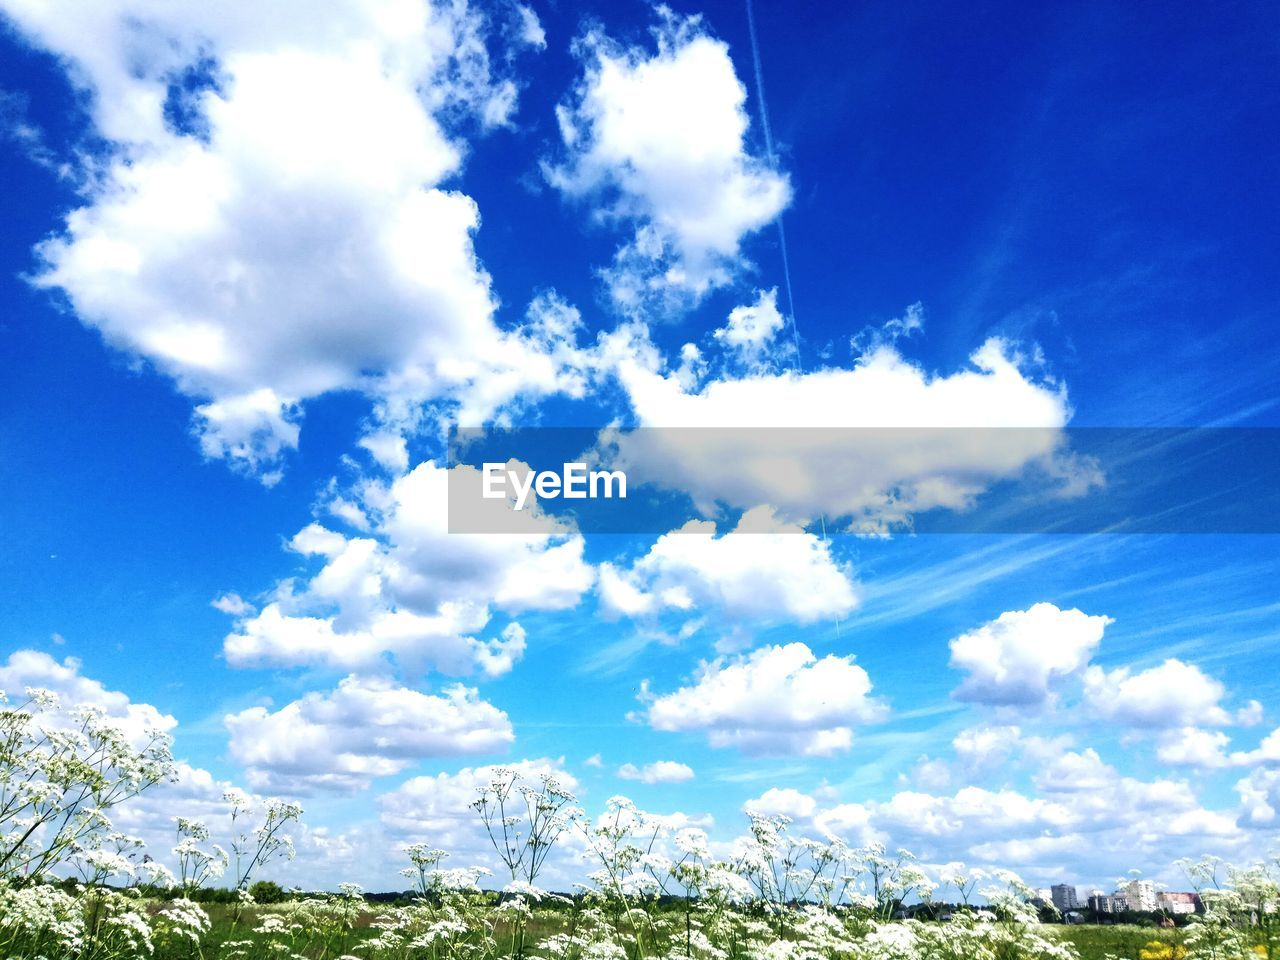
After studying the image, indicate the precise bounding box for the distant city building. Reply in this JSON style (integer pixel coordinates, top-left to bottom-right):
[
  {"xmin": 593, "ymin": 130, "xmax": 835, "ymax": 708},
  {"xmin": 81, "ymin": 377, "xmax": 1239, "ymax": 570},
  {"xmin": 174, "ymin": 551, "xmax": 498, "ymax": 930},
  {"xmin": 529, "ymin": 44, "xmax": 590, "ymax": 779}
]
[
  {"xmin": 1051, "ymin": 884, "xmax": 1080, "ymax": 912},
  {"xmin": 1157, "ymin": 892, "xmax": 1201, "ymax": 915},
  {"xmin": 1089, "ymin": 892, "xmax": 1129, "ymax": 913},
  {"xmin": 1064, "ymin": 883, "xmax": 1203, "ymax": 916},
  {"xmin": 1124, "ymin": 880, "xmax": 1159, "ymax": 913}
]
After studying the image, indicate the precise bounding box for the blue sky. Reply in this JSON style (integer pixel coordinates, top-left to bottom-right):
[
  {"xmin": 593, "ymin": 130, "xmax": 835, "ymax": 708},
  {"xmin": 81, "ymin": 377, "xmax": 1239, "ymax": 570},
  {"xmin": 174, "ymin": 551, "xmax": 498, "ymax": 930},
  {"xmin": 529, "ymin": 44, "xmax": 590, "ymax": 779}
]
[{"xmin": 1, "ymin": 0, "xmax": 1279, "ymax": 893}]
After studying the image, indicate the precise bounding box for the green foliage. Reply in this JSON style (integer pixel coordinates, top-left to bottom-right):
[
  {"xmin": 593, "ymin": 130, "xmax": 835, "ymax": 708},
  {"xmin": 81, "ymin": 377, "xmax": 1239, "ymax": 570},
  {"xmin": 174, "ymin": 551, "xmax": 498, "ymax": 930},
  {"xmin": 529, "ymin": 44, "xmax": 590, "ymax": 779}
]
[
  {"xmin": 1054, "ymin": 923, "xmax": 1187, "ymax": 960},
  {"xmin": 246, "ymin": 880, "xmax": 286, "ymax": 904}
]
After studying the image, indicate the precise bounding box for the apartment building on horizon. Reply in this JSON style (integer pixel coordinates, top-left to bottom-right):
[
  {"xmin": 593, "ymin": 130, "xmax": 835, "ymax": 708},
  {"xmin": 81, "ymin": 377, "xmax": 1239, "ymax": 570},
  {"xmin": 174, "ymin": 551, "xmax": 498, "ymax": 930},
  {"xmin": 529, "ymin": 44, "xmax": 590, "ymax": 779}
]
[{"xmin": 1081, "ymin": 881, "xmax": 1201, "ymax": 915}]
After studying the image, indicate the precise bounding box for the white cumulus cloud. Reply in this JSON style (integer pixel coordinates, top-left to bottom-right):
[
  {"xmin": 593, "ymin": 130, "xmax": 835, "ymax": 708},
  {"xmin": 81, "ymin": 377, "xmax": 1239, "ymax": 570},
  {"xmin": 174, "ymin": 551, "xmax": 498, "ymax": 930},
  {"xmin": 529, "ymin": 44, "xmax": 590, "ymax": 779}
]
[
  {"xmin": 0, "ymin": 649, "xmax": 176, "ymax": 745},
  {"xmin": 640, "ymin": 642, "xmax": 885, "ymax": 756},
  {"xmin": 949, "ymin": 602, "xmax": 1112, "ymax": 707},
  {"xmin": 5, "ymin": 0, "xmax": 579, "ymax": 480},
  {"xmin": 545, "ymin": 8, "xmax": 789, "ymax": 314},
  {"xmin": 714, "ymin": 288, "xmax": 787, "ymax": 362},
  {"xmin": 617, "ymin": 760, "xmax": 695, "ymax": 784},
  {"xmin": 779, "ymin": 747, "xmax": 1255, "ymax": 886},
  {"xmin": 222, "ymin": 462, "xmax": 592, "ymax": 674},
  {"xmin": 225, "ymin": 674, "xmax": 513, "ymax": 793},
  {"xmin": 597, "ymin": 506, "xmax": 856, "ymax": 625},
  {"xmin": 743, "ymin": 786, "xmax": 816, "ymax": 819},
  {"xmin": 605, "ymin": 336, "xmax": 1089, "ymax": 531},
  {"xmin": 1083, "ymin": 658, "xmax": 1235, "ymax": 729}
]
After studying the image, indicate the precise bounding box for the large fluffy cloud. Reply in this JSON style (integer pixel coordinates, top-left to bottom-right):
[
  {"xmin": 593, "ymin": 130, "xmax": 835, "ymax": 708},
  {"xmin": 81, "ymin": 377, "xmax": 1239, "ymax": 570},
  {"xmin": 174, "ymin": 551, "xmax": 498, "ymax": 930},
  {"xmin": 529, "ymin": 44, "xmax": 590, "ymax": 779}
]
[
  {"xmin": 222, "ymin": 461, "xmax": 593, "ymax": 674},
  {"xmin": 1082, "ymin": 658, "xmax": 1239, "ymax": 729},
  {"xmin": 545, "ymin": 8, "xmax": 789, "ymax": 314},
  {"xmin": 885, "ymin": 752, "xmax": 1247, "ymax": 878},
  {"xmin": 751, "ymin": 746, "xmax": 1258, "ymax": 889},
  {"xmin": 225, "ymin": 674, "xmax": 513, "ymax": 793},
  {"xmin": 640, "ymin": 642, "xmax": 886, "ymax": 756},
  {"xmin": 4, "ymin": 0, "xmax": 584, "ymax": 480},
  {"xmin": 603, "ymin": 331, "xmax": 1091, "ymax": 531},
  {"xmin": 949, "ymin": 603, "xmax": 1112, "ymax": 707},
  {"xmin": 0, "ymin": 649, "xmax": 176, "ymax": 744},
  {"xmin": 598, "ymin": 506, "xmax": 857, "ymax": 625},
  {"xmin": 1236, "ymin": 767, "xmax": 1280, "ymax": 828}
]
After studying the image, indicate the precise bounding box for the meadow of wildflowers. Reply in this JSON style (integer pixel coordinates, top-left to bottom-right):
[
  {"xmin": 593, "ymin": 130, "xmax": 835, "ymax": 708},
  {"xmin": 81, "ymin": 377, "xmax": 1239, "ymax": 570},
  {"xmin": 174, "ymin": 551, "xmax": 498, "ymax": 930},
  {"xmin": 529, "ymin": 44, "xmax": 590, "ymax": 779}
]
[{"xmin": 2, "ymin": 687, "xmax": 1277, "ymax": 960}]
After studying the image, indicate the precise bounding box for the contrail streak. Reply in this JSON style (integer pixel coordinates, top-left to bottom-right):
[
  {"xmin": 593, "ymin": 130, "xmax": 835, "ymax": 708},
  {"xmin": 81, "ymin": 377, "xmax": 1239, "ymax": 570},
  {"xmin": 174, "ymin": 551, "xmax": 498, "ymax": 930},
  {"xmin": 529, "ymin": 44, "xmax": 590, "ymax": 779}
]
[
  {"xmin": 745, "ymin": 0, "xmax": 803, "ymax": 372},
  {"xmin": 745, "ymin": 0, "xmax": 841, "ymax": 639}
]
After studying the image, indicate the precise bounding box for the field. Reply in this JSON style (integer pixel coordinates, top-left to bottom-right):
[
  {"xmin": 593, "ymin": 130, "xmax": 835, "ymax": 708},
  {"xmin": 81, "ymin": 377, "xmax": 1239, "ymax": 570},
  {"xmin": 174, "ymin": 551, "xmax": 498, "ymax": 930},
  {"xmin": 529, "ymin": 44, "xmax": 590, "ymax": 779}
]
[
  {"xmin": 37, "ymin": 904, "xmax": 1208, "ymax": 960},
  {"xmin": 1, "ymin": 888, "xmax": 1253, "ymax": 960},
  {"xmin": 1053, "ymin": 924, "xmax": 1188, "ymax": 960},
  {"xmin": 201, "ymin": 912, "xmax": 1194, "ymax": 960},
  {"xmin": 35, "ymin": 901, "xmax": 1199, "ymax": 960},
  {"xmin": 156, "ymin": 911, "xmax": 1196, "ymax": 960},
  {"xmin": 2, "ymin": 695, "xmax": 1277, "ymax": 960}
]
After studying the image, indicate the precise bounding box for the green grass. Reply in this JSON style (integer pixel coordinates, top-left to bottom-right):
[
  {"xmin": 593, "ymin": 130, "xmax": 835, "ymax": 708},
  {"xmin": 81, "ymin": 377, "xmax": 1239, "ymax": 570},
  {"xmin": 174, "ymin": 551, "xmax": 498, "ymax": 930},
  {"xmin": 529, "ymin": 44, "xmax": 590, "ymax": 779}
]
[
  {"xmin": 192, "ymin": 910, "xmax": 1189, "ymax": 960},
  {"xmin": 192, "ymin": 904, "xmax": 570, "ymax": 958},
  {"xmin": 1049, "ymin": 923, "xmax": 1186, "ymax": 960}
]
